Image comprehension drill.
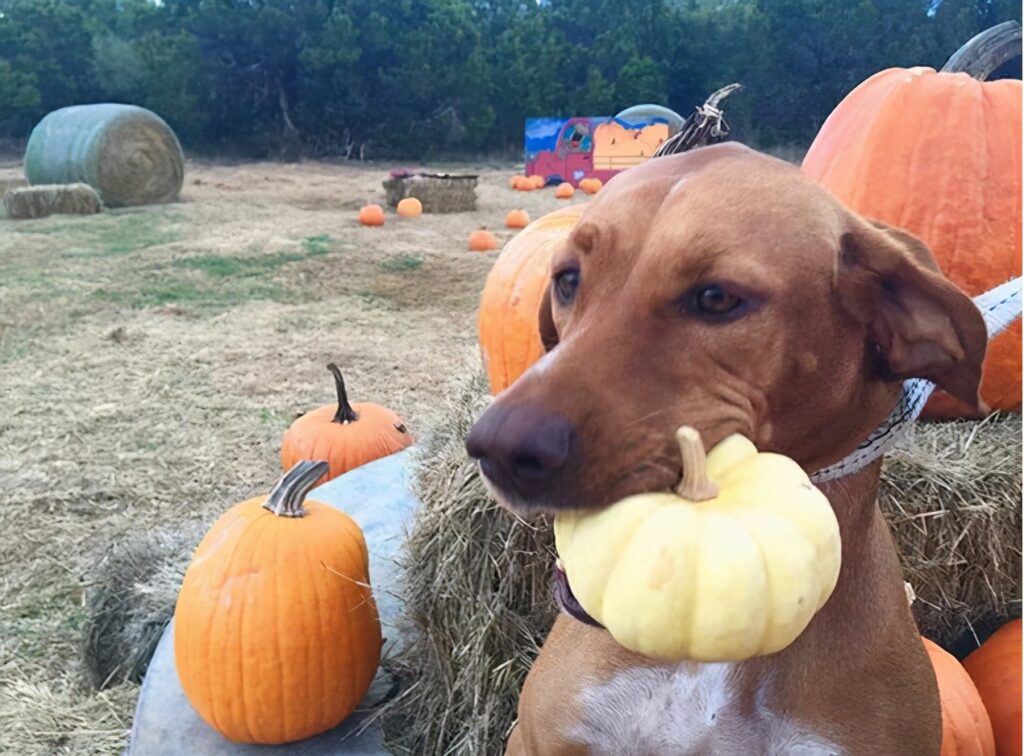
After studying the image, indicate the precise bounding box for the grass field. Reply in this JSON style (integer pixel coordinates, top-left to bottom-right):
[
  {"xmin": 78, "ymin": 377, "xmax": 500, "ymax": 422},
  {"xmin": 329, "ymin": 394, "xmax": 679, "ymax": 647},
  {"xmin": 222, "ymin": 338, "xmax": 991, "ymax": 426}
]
[{"xmin": 0, "ymin": 157, "xmax": 588, "ymax": 753}]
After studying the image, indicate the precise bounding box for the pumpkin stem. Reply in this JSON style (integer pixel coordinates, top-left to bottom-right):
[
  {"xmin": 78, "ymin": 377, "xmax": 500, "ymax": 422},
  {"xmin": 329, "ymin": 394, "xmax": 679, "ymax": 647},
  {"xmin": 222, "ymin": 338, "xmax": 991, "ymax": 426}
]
[
  {"xmin": 327, "ymin": 363, "xmax": 359, "ymax": 424},
  {"xmin": 941, "ymin": 21, "xmax": 1021, "ymax": 80},
  {"xmin": 674, "ymin": 426, "xmax": 719, "ymax": 501},
  {"xmin": 264, "ymin": 460, "xmax": 329, "ymax": 517}
]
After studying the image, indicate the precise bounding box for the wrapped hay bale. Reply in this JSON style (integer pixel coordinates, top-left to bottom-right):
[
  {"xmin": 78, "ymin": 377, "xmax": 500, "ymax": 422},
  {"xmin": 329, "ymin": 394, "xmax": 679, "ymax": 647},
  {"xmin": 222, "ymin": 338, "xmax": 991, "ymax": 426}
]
[
  {"xmin": 25, "ymin": 104, "xmax": 184, "ymax": 207},
  {"xmin": 82, "ymin": 520, "xmax": 206, "ymax": 689},
  {"xmin": 381, "ymin": 365, "xmax": 1020, "ymax": 754},
  {"xmin": 382, "ymin": 173, "xmax": 478, "ymax": 213},
  {"xmin": 2, "ymin": 183, "xmax": 101, "ymax": 220}
]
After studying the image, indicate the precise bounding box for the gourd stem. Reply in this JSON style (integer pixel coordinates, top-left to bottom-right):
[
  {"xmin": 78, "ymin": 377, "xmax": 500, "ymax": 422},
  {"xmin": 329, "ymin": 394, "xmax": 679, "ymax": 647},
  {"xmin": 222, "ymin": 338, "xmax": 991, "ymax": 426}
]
[
  {"xmin": 674, "ymin": 426, "xmax": 719, "ymax": 501},
  {"xmin": 327, "ymin": 362, "xmax": 359, "ymax": 424},
  {"xmin": 941, "ymin": 21, "xmax": 1021, "ymax": 80},
  {"xmin": 263, "ymin": 460, "xmax": 329, "ymax": 518}
]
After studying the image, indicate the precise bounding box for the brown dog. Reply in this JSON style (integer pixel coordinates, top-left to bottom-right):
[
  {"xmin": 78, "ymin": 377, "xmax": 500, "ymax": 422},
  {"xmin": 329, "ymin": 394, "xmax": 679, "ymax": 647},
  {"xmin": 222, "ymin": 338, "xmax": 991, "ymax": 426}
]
[{"xmin": 466, "ymin": 143, "xmax": 986, "ymax": 755}]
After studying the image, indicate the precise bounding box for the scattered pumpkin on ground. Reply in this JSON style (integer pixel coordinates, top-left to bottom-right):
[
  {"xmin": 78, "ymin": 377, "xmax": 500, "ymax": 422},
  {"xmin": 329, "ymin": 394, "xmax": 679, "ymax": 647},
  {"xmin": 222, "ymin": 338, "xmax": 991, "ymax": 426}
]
[
  {"xmin": 529, "ymin": 174, "xmax": 545, "ymax": 188},
  {"xmin": 505, "ymin": 209, "xmax": 530, "ymax": 229},
  {"xmin": 469, "ymin": 229, "xmax": 499, "ymax": 251},
  {"xmin": 554, "ymin": 428, "xmax": 841, "ymax": 662},
  {"xmin": 396, "ymin": 197, "xmax": 423, "ymax": 218},
  {"xmin": 478, "ymin": 203, "xmax": 586, "ymax": 393},
  {"xmin": 963, "ymin": 620, "xmax": 1022, "ymax": 756},
  {"xmin": 554, "ymin": 182, "xmax": 575, "ymax": 199},
  {"xmin": 924, "ymin": 637, "xmax": 997, "ymax": 756},
  {"xmin": 579, "ymin": 177, "xmax": 603, "ymax": 194},
  {"xmin": 280, "ymin": 363, "xmax": 411, "ymax": 483},
  {"xmin": 802, "ymin": 25, "xmax": 1022, "ymax": 417},
  {"xmin": 357, "ymin": 204, "xmax": 385, "ymax": 226},
  {"xmin": 174, "ymin": 460, "xmax": 383, "ymax": 745},
  {"xmin": 513, "ymin": 176, "xmax": 534, "ymax": 191}
]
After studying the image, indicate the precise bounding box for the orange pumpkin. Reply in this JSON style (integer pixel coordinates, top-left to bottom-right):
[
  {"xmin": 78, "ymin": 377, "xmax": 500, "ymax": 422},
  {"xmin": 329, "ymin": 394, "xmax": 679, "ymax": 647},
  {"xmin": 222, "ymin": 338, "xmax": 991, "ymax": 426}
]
[
  {"xmin": 478, "ymin": 203, "xmax": 586, "ymax": 393},
  {"xmin": 802, "ymin": 28, "xmax": 1022, "ymax": 416},
  {"xmin": 506, "ymin": 209, "xmax": 530, "ymax": 229},
  {"xmin": 579, "ymin": 177, "xmax": 603, "ymax": 194},
  {"xmin": 396, "ymin": 197, "xmax": 423, "ymax": 218},
  {"xmin": 508, "ymin": 175, "xmax": 520, "ymax": 188},
  {"xmin": 469, "ymin": 229, "xmax": 499, "ymax": 252},
  {"xmin": 555, "ymin": 182, "xmax": 575, "ymax": 199},
  {"xmin": 529, "ymin": 174, "xmax": 545, "ymax": 188},
  {"xmin": 358, "ymin": 204, "xmax": 385, "ymax": 226},
  {"xmin": 513, "ymin": 176, "xmax": 535, "ymax": 192},
  {"xmin": 175, "ymin": 460, "xmax": 382, "ymax": 744},
  {"xmin": 963, "ymin": 620, "xmax": 1022, "ymax": 756},
  {"xmin": 281, "ymin": 363, "xmax": 411, "ymax": 483},
  {"xmin": 924, "ymin": 637, "xmax": 997, "ymax": 756}
]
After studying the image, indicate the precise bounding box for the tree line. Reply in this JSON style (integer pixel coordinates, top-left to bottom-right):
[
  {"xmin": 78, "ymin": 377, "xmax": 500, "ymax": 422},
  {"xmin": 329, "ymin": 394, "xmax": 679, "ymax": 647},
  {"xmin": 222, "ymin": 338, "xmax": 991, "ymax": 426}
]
[{"xmin": 0, "ymin": 0, "xmax": 1019, "ymax": 159}]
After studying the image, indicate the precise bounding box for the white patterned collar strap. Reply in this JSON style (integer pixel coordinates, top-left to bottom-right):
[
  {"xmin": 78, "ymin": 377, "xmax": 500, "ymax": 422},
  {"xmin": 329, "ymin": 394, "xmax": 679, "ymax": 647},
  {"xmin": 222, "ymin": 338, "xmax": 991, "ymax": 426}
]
[{"xmin": 810, "ymin": 277, "xmax": 1023, "ymax": 484}]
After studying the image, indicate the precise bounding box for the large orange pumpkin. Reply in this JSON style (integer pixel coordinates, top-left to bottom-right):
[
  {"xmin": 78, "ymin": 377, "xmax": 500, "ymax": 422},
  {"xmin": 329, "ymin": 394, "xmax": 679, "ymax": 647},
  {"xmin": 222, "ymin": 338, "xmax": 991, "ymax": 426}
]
[
  {"xmin": 174, "ymin": 460, "xmax": 382, "ymax": 744},
  {"xmin": 924, "ymin": 637, "xmax": 997, "ymax": 756},
  {"xmin": 802, "ymin": 26, "xmax": 1022, "ymax": 417},
  {"xmin": 963, "ymin": 620, "xmax": 1022, "ymax": 756},
  {"xmin": 478, "ymin": 203, "xmax": 586, "ymax": 393},
  {"xmin": 281, "ymin": 363, "xmax": 411, "ymax": 483}
]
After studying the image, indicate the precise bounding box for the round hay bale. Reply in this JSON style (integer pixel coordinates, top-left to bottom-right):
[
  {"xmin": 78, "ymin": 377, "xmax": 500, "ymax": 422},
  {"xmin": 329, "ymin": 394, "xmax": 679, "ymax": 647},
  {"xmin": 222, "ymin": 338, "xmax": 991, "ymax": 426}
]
[
  {"xmin": 380, "ymin": 365, "xmax": 1020, "ymax": 753},
  {"xmin": 82, "ymin": 520, "xmax": 206, "ymax": 689},
  {"xmin": 2, "ymin": 183, "xmax": 101, "ymax": 220},
  {"xmin": 24, "ymin": 104, "xmax": 184, "ymax": 208}
]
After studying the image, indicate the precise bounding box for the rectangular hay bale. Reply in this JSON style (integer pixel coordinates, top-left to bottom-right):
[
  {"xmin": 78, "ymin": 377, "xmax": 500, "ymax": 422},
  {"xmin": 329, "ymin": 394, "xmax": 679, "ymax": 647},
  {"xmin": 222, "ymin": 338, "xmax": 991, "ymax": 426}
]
[
  {"xmin": 3, "ymin": 183, "xmax": 102, "ymax": 220},
  {"xmin": 382, "ymin": 173, "xmax": 478, "ymax": 213}
]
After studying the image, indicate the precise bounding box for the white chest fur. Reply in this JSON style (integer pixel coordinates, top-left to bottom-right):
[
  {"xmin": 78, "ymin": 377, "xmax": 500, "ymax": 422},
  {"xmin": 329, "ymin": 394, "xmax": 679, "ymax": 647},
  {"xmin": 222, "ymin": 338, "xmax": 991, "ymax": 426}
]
[{"xmin": 570, "ymin": 664, "xmax": 841, "ymax": 755}]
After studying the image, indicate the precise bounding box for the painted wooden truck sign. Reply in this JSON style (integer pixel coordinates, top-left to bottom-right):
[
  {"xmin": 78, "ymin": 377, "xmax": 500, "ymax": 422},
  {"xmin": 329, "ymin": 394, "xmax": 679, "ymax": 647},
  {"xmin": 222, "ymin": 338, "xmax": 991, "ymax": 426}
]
[{"xmin": 525, "ymin": 116, "xmax": 670, "ymax": 187}]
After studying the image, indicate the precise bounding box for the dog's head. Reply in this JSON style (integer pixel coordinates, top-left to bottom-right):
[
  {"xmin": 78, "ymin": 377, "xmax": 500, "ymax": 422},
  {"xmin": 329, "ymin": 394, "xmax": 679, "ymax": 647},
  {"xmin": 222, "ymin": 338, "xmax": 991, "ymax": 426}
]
[{"xmin": 467, "ymin": 144, "xmax": 986, "ymax": 513}]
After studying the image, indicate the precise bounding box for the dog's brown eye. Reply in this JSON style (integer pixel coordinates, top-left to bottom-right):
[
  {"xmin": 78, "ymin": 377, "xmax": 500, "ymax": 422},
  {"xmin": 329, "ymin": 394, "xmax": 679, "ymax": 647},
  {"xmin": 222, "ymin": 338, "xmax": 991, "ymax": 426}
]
[
  {"xmin": 692, "ymin": 285, "xmax": 743, "ymax": 317},
  {"xmin": 554, "ymin": 269, "xmax": 580, "ymax": 306}
]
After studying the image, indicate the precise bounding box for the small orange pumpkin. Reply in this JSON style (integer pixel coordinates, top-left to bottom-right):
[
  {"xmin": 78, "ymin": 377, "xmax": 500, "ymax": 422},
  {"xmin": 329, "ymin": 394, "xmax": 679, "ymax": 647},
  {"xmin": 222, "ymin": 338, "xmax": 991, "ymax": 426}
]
[
  {"xmin": 555, "ymin": 182, "xmax": 575, "ymax": 199},
  {"xmin": 478, "ymin": 203, "xmax": 586, "ymax": 393},
  {"xmin": 506, "ymin": 209, "xmax": 530, "ymax": 229},
  {"xmin": 358, "ymin": 204, "xmax": 385, "ymax": 226},
  {"xmin": 579, "ymin": 177, "xmax": 603, "ymax": 194},
  {"xmin": 175, "ymin": 460, "xmax": 382, "ymax": 744},
  {"xmin": 963, "ymin": 620, "xmax": 1022, "ymax": 756},
  {"xmin": 469, "ymin": 229, "xmax": 499, "ymax": 251},
  {"xmin": 924, "ymin": 637, "xmax": 997, "ymax": 756},
  {"xmin": 396, "ymin": 197, "xmax": 423, "ymax": 218},
  {"xmin": 281, "ymin": 363, "xmax": 412, "ymax": 483},
  {"xmin": 508, "ymin": 175, "xmax": 523, "ymax": 189},
  {"xmin": 529, "ymin": 174, "xmax": 545, "ymax": 188},
  {"xmin": 513, "ymin": 176, "xmax": 534, "ymax": 191}
]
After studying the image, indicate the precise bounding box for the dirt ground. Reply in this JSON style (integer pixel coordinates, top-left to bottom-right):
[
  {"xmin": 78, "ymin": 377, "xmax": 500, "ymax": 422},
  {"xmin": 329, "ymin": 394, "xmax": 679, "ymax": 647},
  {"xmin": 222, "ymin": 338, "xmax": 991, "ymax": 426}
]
[{"xmin": 0, "ymin": 158, "xmax": 588, "ymax": 753}]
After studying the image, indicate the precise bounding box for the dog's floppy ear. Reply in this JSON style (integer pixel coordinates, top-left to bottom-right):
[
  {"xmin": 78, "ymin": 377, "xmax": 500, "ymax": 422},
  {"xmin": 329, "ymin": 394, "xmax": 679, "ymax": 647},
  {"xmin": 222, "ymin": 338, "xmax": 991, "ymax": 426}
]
[
  {"xmin": 836, "ymin": 217, "xmax": 987, "ymax": 411},
  {"xmin": 538, "ymin": 283, "xmax": 559, "ymax": 352}
]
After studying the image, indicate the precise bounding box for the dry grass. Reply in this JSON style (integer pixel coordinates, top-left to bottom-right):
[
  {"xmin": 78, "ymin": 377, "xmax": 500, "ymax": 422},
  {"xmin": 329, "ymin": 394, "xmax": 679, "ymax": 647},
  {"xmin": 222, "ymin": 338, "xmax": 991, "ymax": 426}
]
[{"xmin": 0, "ymin": 156, "xmax": 583, "ymax": 754}]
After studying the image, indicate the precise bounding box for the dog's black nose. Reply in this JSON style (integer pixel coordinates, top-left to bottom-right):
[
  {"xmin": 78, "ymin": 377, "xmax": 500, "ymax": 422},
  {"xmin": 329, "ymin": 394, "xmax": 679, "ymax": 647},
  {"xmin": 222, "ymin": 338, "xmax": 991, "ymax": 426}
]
[{"xmin": 466, "ymin": 403, "xmax": 576, "ymax": 501}]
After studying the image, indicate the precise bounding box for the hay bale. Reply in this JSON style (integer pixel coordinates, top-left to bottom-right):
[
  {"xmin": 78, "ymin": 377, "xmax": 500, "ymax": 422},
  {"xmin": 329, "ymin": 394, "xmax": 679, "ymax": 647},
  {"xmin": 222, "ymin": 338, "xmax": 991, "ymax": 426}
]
[
  {"xmin": 381, "ymin": 366, "xmax": 1020, "ymax": 753},
  {"xmin": 25, "ymin": 104, "xmax": 184, "ymax": 207},
  {"xmin": 379, "ymin": 366, "xmax": 556, "ymax": 755},
  {"xmin": 881, "ymin": 413, "xmax": 1022, "ymax": 649},
  {"xmin": 382, "ymin": 173, "xmax": 478, "ymax": 213},
  {"xmin": 82, "ymin": 520, "xmax": 206, "ymax": 689},
  {"xmin": 2, "ymin": 182, "xmax": 102, "ymax": 220}
]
